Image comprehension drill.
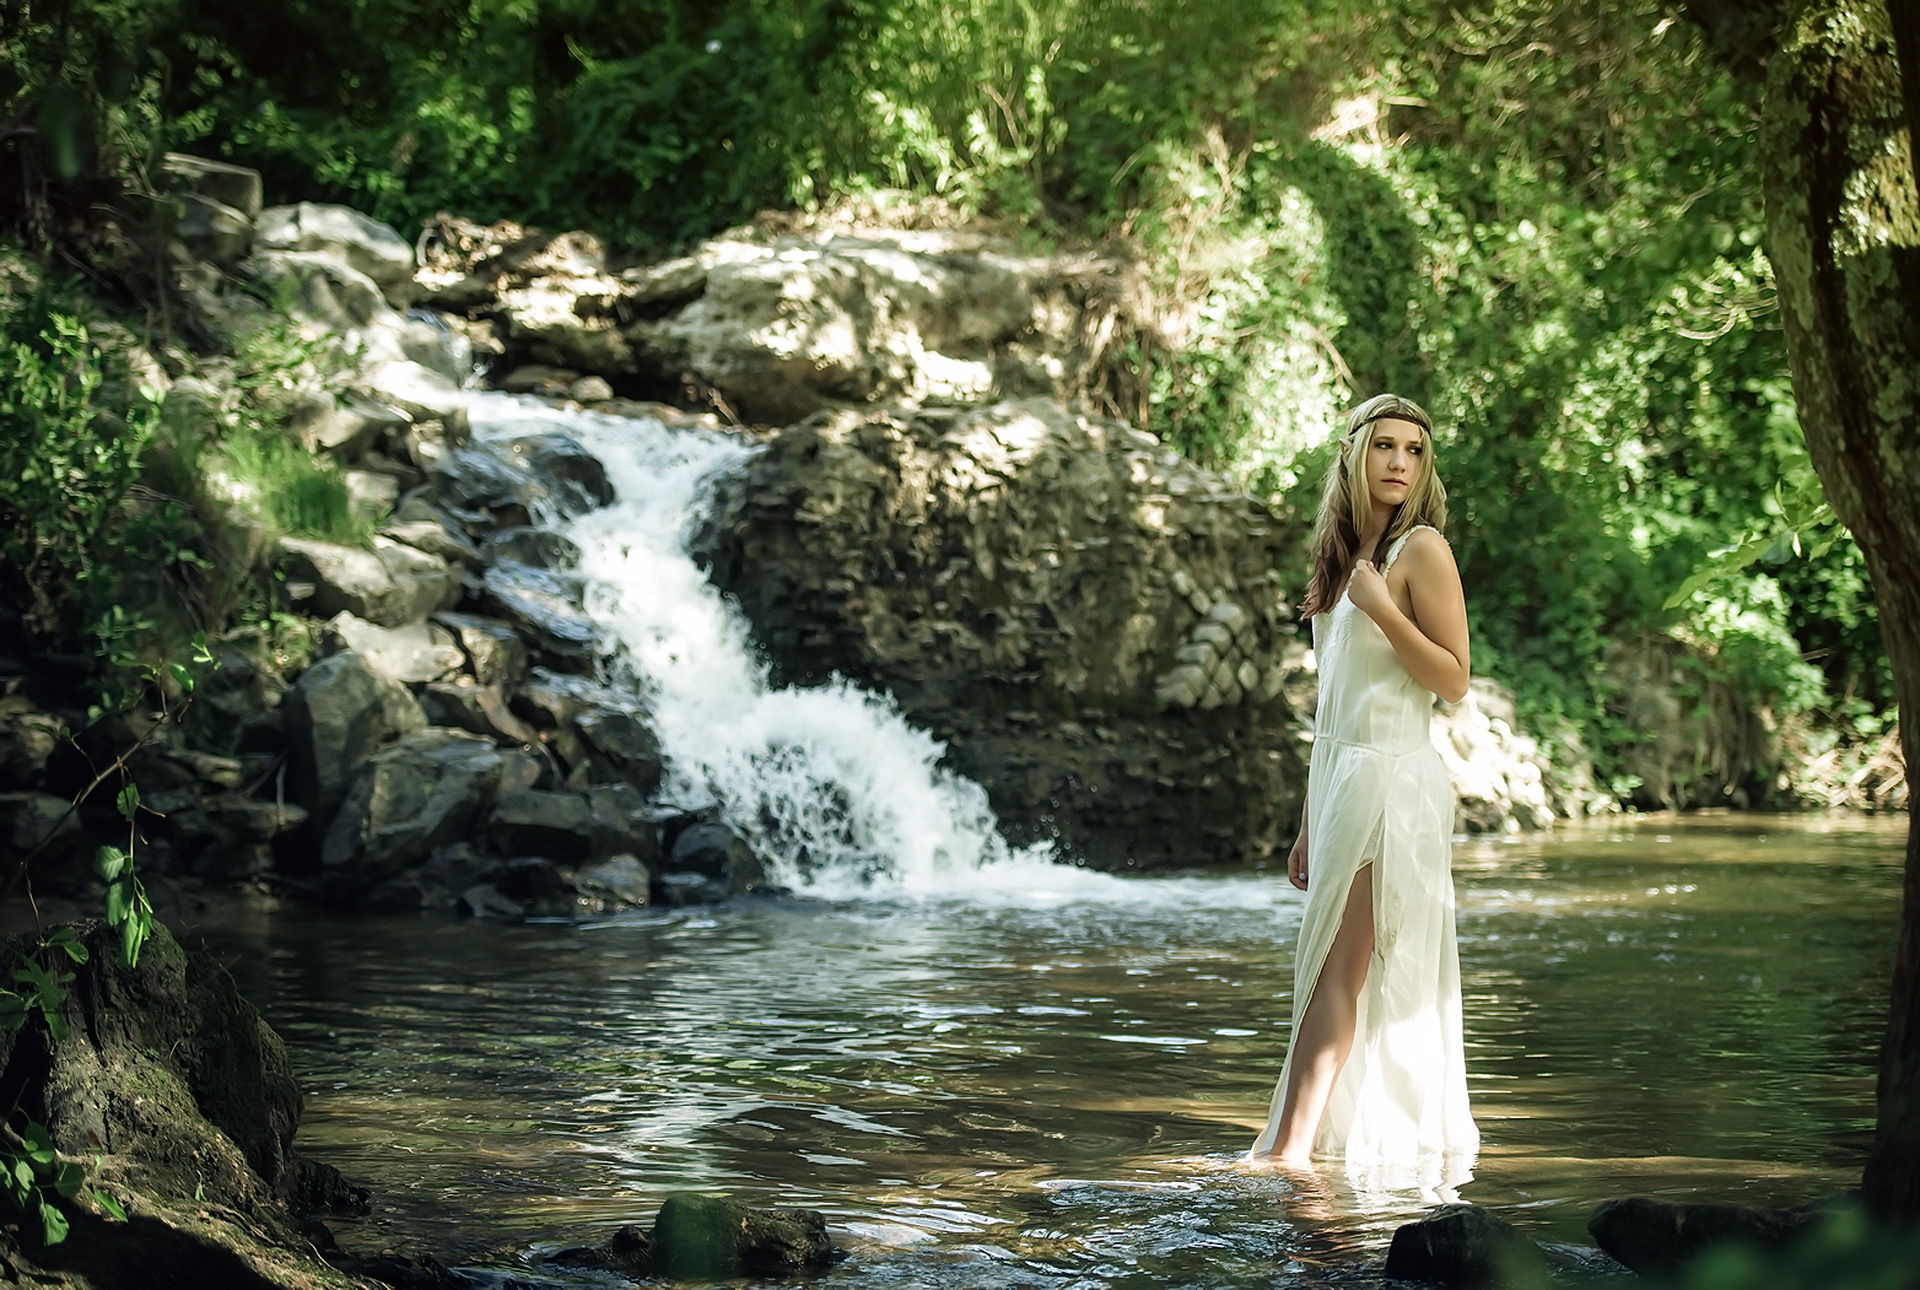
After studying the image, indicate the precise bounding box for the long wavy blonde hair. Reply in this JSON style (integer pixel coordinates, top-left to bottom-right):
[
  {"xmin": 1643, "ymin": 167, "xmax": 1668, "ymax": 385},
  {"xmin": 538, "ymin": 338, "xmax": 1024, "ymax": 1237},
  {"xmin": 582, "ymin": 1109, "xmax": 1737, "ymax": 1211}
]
[{"xmin": 1299, "ymin": 393, "xmax": 1448, "ymax": 619}]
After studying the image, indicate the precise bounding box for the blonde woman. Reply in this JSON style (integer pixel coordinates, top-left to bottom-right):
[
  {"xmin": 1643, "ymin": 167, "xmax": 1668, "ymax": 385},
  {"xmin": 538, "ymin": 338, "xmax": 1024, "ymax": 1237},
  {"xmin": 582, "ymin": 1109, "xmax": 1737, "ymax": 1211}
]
[{"xmin": 1250, "ymin": 394, "xmax": 1480, "ymax": 1167}]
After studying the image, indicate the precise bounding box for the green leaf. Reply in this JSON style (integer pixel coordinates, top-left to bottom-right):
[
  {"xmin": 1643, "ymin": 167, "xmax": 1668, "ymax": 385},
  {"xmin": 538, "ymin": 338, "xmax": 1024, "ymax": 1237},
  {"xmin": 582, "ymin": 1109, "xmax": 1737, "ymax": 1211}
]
[
  {"xmin": 39, "ymin": 1199, "xmax": 68, "ymax": 1245},
  {"xmin": 52, "ymin": 1162, "xmax": 83, "ymax": 1200},
  {"xmin": 167, "ymin": 661, "xmax": 194, "ymax": 693},
  {"xmin": 115, "ymin": 783, "xmax": 139, "ymax": 822},
  {"xmin": 90, "ymin": 1189, "xmax": 126, "ymax": 1222},
  {"xmin": 94, "ymin": 846, "xmax": 129, "ymax": 883},
  {"xmin": 105, "ymin": 881, "xmax": 131, "ymax": 926},
  {"xmin": 13, "ymin": 1160, "xmax": 33, "ymax": 1189},
  {"xmin": 121, "ymin": 911, "xmax": 145, "ymax": 969}
]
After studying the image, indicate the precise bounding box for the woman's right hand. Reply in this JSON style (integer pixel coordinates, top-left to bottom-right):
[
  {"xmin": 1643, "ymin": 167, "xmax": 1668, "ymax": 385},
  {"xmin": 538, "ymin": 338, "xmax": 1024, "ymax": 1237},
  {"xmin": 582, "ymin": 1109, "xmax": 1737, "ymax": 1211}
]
[{"xmin": 1287, "ymin": 833, "xmax": 1309, "ymax": 890}]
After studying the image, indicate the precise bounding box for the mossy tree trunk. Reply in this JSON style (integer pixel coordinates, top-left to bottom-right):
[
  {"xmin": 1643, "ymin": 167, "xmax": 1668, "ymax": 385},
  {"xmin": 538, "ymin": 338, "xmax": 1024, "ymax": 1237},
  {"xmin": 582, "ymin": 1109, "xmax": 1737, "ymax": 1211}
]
[{"xmin": 1760, "ymin": 0, "xmax": 1920, "ymax": 1220}]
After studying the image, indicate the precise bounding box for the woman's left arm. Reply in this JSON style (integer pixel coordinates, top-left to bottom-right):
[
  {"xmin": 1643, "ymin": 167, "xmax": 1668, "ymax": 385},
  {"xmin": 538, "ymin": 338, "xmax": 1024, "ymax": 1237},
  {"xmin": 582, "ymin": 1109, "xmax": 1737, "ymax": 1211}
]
[{"xmin": 1348, "ymin": 531, "xmax": 1471, "ymax": 702}]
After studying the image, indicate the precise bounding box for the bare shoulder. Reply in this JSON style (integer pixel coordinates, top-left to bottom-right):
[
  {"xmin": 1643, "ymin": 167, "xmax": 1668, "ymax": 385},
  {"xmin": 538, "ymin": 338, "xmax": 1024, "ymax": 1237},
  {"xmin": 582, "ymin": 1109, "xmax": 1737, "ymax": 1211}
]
[
  {"xmin": 1397, "ymin": 522, "xmax": 1451, "ymax": 583},
  {"xmin": 1399, "ymin": 527, "xmax": 1458, "ymax": 573}
]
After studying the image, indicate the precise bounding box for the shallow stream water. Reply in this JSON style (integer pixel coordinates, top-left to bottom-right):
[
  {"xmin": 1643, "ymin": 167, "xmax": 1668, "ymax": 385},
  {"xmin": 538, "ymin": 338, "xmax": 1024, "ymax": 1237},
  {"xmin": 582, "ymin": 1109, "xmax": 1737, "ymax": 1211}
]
[{"xmin": 191, "ymin": 810, "xmax": 1901, "ymax": 1287}]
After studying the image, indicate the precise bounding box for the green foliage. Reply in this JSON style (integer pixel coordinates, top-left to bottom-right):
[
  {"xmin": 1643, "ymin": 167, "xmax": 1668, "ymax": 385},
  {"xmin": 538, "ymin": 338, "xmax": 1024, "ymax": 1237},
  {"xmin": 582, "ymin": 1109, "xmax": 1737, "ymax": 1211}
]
[
  {"xmin": 0, "ymin": 933, "xmax": 126, "ymax": 1245},
  {"xmin": 1669, "ymin": 1207, "xmax": 1920, "ymax": 1290}
]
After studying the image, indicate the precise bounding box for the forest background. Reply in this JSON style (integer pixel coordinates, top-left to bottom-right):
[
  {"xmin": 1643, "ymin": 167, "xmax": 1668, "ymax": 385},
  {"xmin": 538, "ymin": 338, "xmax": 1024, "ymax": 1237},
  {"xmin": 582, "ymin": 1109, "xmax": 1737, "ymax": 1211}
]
[{"xmin": 0, "ymin": 0, "xmax": 1896, "ymax": 806}]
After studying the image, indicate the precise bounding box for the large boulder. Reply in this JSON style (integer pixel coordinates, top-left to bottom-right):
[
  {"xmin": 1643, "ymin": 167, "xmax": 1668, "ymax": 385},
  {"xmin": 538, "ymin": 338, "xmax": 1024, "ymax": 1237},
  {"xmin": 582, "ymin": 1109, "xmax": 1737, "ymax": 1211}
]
[
  {"xmin": 321, "ymin": 728, "xmax": 505, "ymax": 897},
  {"xmin": 648, "ymin": 1192, "xmax": 832, "ymax": 1278},
  {"xmin": 281, "ymin": 651, "xmax": 426, "ymax": 820},
  {"xmin": 431, "ymin": 434, "xmax": 614, "ymax": 527},
  {"xmin": 321, "ymin": 613, "xmax": 465, "ymax": 684},
  {"xmin": 278, "ymin": 536, "xmax": 459, "ymax": 628},
  {"xmin": 478, "ymin": 562, "xmax": 601, "ymax": 672},
  {"xmin": 700, "ymin": 398, "xmax": 1308, "ymax": 868},
  {"xmin": 655, "ymin": 821, "xmax": 768, "ymax": 905},
  {"xmin": 1386, "ymin": 1204, "xmax": 1547, "ymax": 1288},
  {"xmin": 1588, "ymin": 1196, "xmax": 1827, "ymax": 1279},
  {"xmin": 0, "ymin": 921, "xmax": 359, "ymax": 1287},
  {"xmin": 255, "ymin": 203, "xmax": 416, "ymax": 308}
]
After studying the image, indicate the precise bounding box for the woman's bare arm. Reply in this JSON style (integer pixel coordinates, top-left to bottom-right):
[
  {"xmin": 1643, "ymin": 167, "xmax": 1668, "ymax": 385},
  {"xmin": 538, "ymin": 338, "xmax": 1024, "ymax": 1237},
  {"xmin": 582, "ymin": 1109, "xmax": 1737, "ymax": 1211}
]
[{"xmin": 1346, "ymin": 530, "xmax": 1471, "ymax": 702}]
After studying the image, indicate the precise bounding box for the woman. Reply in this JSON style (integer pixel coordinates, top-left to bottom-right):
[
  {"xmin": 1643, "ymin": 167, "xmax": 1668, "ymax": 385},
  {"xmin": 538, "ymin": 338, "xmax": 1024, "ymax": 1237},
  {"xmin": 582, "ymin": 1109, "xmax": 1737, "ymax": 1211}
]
[{"xmin": 1250, "ymin": 393, "xmax": 1479, "ymax": 1167}]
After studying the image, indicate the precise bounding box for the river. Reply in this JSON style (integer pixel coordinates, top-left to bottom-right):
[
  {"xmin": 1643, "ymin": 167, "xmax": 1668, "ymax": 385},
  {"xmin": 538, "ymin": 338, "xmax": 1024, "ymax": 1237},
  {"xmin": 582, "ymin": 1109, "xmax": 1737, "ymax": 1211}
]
[{"xmin": 190, "ymin": 810, "xmax": 1900, "ymax": 1287}]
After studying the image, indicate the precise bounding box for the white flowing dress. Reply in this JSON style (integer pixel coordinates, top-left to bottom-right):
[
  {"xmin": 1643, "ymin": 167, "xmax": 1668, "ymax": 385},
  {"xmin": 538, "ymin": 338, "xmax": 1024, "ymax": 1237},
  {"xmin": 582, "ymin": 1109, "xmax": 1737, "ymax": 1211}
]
[{"xmin": 1251, "ymin": 525, "xmax": 1479, "ymax": 1163}]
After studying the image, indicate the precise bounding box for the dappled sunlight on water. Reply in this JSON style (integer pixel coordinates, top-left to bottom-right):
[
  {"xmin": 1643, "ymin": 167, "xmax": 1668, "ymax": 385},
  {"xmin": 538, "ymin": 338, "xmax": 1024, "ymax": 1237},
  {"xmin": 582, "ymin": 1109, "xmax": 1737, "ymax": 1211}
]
[{"xmin": 190, "ymin": 812, "xmax": 1900, "ymax": 1286}]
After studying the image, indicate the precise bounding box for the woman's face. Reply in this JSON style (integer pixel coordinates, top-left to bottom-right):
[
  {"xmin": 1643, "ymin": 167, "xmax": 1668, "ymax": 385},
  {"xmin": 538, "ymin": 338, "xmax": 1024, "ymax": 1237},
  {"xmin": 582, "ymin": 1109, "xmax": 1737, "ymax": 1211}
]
[{"xmin": 1361, "ymin": 417, "xmax": 1427, "ymax": 514}]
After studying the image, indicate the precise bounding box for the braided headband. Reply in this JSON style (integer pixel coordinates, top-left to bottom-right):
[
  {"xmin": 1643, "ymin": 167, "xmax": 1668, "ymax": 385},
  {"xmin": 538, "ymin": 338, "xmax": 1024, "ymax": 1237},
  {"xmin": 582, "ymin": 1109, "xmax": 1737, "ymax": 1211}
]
[{"xmin": 1346, "ymin": 394, "xmax": 1433, "ymax": 438}]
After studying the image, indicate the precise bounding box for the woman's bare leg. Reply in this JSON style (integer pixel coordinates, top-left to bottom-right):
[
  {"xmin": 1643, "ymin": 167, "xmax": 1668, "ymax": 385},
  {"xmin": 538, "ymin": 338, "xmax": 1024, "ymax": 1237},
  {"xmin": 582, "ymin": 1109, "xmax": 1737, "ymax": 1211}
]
[{"xmin": 1266, "ymin": 865, "xmax": 1376, "ymax": 1164}]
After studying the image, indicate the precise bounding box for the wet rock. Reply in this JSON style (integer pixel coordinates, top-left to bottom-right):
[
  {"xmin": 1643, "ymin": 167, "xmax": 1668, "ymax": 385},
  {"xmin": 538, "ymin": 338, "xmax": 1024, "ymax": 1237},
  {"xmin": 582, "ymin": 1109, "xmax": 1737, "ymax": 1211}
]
[
  {"xmin": 379, "ymin": 516, "xmax": 481, "ymax": 566},
  {"xmin": 360, "ymin": 359, "xmax": 471, "ymax": 440},
  {"xmin": 256, "ymin": 202, "xmax": 416, "ymax": 307},
  {"xmin": 1588, "ymin": 1196, "xmax": 1825, "ymax": 1279},
  {"xmin": 492, "ymin": 856, "xmax": 577, "ymax": 918},
  {"xmin": 283, "ymin": 651, "xmax": 427, "ymax": 819},
  {"xmin": 420, "ymin": 681, "xmax": 541, "ymax": 746},
  {"xmin": 488, "ymin": 789, "xmax": 594, "ymax": 862},
  {"xmin": 568, "ymin": 707, "xmax": 665, "ymax": 796},
  {"xmin": 587, "ymin": 783, "xmax": 659, "ymax": 860},
  {"xmin": 649, "ymin": 1191, "xmax": 833, "ymax": 1278},
  {"xmin": 551, "ymin": 1222, "xmax": 651, "ymax": 1276},
  {"xmin": 656, "ymin": 821, "xmax": 767, "ymax": 905},
  {"xmin": 482, "ymin": 526, "xmax": 582, "ymax": 569},
  {"xmin": 459, "ymin": 883, "xmax": 525, "ymax": 920},
  {"xmin": 479, "ymin": 562, "xmax": 601, "ymax": 671},
  {"xmin": 0, "ymin": 921, "xmax": 359, "ymax": 1287},
  {"xmin": 279, "ymin": 536, "xmax": 460, "ymax": 627},
  {"xmin": 1386, "ymin": 1204, "xmax": 1547, "ymax": 1288},
  {"xmin": 321, "ymin": 613, "xmax": 466, "ymax": 684},
  {"xmin": 321, "ymin": 729, "xmax": 504, "ymax": 897},
  {"xmin": 399, "ymin": 308, "xmax": 473, "ymax": 386},
  {"xmin": 364, "ymin": 842, "xmax": 493, "ymax": 914},
  {"xmin": 431, "ymin": 434, "xmax": 613, "ymax": 527},
  {"xmin": 325, "ymin": 1251, "xmax": 462, "ymax": 1290},
  {"xmin": 575, "ymin": 854, "xmax": 653, "ymax": 913},
  {"xmin": 434, "ymin": 611, "xmax": 530, "ymax": 691},
  {"xmin": 702, "ymin": 398, "xmax": 1306, "ymax": 868}
]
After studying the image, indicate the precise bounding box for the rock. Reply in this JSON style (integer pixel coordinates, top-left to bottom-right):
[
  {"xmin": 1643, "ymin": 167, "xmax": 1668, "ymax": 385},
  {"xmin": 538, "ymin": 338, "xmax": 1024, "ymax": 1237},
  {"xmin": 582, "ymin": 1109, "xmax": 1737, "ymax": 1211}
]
[
  {"xmin": 431, "ymin": 434, "xmax": 612, "ymax": 527},
  {"xmin": 321, "ymin": 613, "xmax": 466, "ymax": 684},
  {"xmin": 1385, "ymin": 1204, "xmax": 1547, "ymax": 1288},
  {"xmin": 569, "ymin": 375, "xmax": 614, "ymax": 402},
  {"xmin": 481, "ymin": 527, "xmax": 582, "ymax": 569},
  {"xmin": 379, "ymin": 516, "xmax": 481, "ymax": 565},
  {"xmin": 488, "ymin": 789, "xmax": 595, "ymax": 861},
  {"xmin": 0, "ymin": 694, "xmax": 63, "ymax": 788},
  {"xmin": 300, "ymin": 393, "xmax": 410, "ymax": 459},
  {"xmin": 0, "ymin": 792, "xmax": 81, "ymax": 867},
  {"xmin": 278, "ymin": 536, "xmax": 460, "ymax": 628},
  {"xmin": 359, "ymin": 359, "xmax": 471, "ymax": 441},
  {"xmin": 551, "ymin": 1222, "xmax": 651, "ymax": 1275},
  {"xmin": 344, "ymin": 467, "xmax": 402, "ymax": 519},
  {"xmin": 325, "ymin": 1251, "xmax": 463, "ymax": 1290},
  {"xmin": 498, "ymin": 363, "xmax": 582, "ymax": 395},
  {"xmin": 701, "ymin": 398, "xmax": 1306, "ymax": 869},
  {"xmin": 246, "ymin": 248, "xmax": 393, "ymax": 332},
  {"xmin": 282, "ymin": 651, "xmax": 426, "ymax": 820},
  {"xmin": 656, "ymin": 821, "xmax": 767, "ymax": 905},
  {"xmin": 493, "ymin": 434, "xmax": 615, "ymax": 517},
  {"xmin": 479, "ymin": 562, "xmax": 601, "ymax": 671},
  {"xmin": 0, "ymin": 921, "xmax": 360, "ymax": 1287},
  {"xmin": 627, "ymin": 230, "xmax": 1116, "ymax": 424},
  {"xmin": 575, "ymin": 854, "xmax": 652, "ymax": 913},
  {"xmin": 419, "ymin": 682, "xmax": 541, "ymax": 746},
  {"xmin": 433, "ymin": 612, "xmax": 530, "ymax": 691},
  {"xmin": 459, "ymin": 883, "xmax": 525, "ymax": 920},
  {"xmin": 400, "ymin": 308, "xmax": 473, "ymax": 385},
  {"xmin": 569, "ymin": 707, "xmax": 665, "ymax": 796},
  {"xmin": 162, "ymin": 152, "xmax": 263, "ymax": 219},
  {"xmin": 587, "ymin": 783, "xmax": 660, "ymax": 860},
  {"xmin": 491, "ymin": 855, "xmax": 577, "ymax": 918},
  {"xmin": 321, "ymin": 729, "xmax": 505, "ymax": 897},
  {"xmin": 650, "ymin": 1192, "xmax": 833, "ymax": 1278},
  {"xmin": 175, "ymin": 192, "xmax": 253, "ymax": 268},
  {"xmin": 364, "ymin": 842, "xmax": 494, "ymax": 914},
  {"xmin": 1588, "ymin": 1196, "xmax": 1824, "ymax": 1280},
  {"xmin": 255, "ymin": 202, "xmax": 416, "ymax": 307}
]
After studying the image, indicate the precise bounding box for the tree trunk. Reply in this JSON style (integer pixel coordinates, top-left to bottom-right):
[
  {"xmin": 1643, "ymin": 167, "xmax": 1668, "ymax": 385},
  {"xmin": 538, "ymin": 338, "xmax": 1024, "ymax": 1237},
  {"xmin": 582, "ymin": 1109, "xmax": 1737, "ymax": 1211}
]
[{"xmin": 1761, "ymin": 0, "xmax": 1920, "ymax": 1221}]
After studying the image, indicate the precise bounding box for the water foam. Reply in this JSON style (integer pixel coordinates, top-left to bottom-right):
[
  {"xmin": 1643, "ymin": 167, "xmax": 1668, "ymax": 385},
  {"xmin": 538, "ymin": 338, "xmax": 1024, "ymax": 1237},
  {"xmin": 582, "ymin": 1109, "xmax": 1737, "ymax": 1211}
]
[{"xmin": 465, "ymin": 394, "xmax": 1135, "ymax": 900}]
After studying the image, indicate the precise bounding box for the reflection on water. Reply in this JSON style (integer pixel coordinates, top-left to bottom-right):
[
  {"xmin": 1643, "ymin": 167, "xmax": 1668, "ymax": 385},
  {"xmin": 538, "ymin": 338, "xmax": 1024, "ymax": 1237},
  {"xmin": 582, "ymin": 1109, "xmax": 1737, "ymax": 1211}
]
[{"xmin": 192, "ymin": 812, "xmax": 1901, "ymax": 1286}]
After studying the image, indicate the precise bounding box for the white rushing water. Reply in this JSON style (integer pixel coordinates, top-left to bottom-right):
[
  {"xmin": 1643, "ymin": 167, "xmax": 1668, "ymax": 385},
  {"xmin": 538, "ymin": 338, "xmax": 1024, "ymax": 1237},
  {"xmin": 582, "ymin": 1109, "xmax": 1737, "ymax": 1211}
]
[{"xmin": 463, "ymin": 394, "xmax": 1166, "ymax": 903}]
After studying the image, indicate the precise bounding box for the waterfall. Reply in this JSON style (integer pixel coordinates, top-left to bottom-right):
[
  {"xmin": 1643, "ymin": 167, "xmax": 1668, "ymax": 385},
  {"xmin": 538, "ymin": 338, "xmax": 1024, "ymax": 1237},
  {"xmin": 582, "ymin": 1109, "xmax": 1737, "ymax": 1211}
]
[{"xmin": 465, "ymin": 394, "xmax": 1116, "ymax": 901}]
